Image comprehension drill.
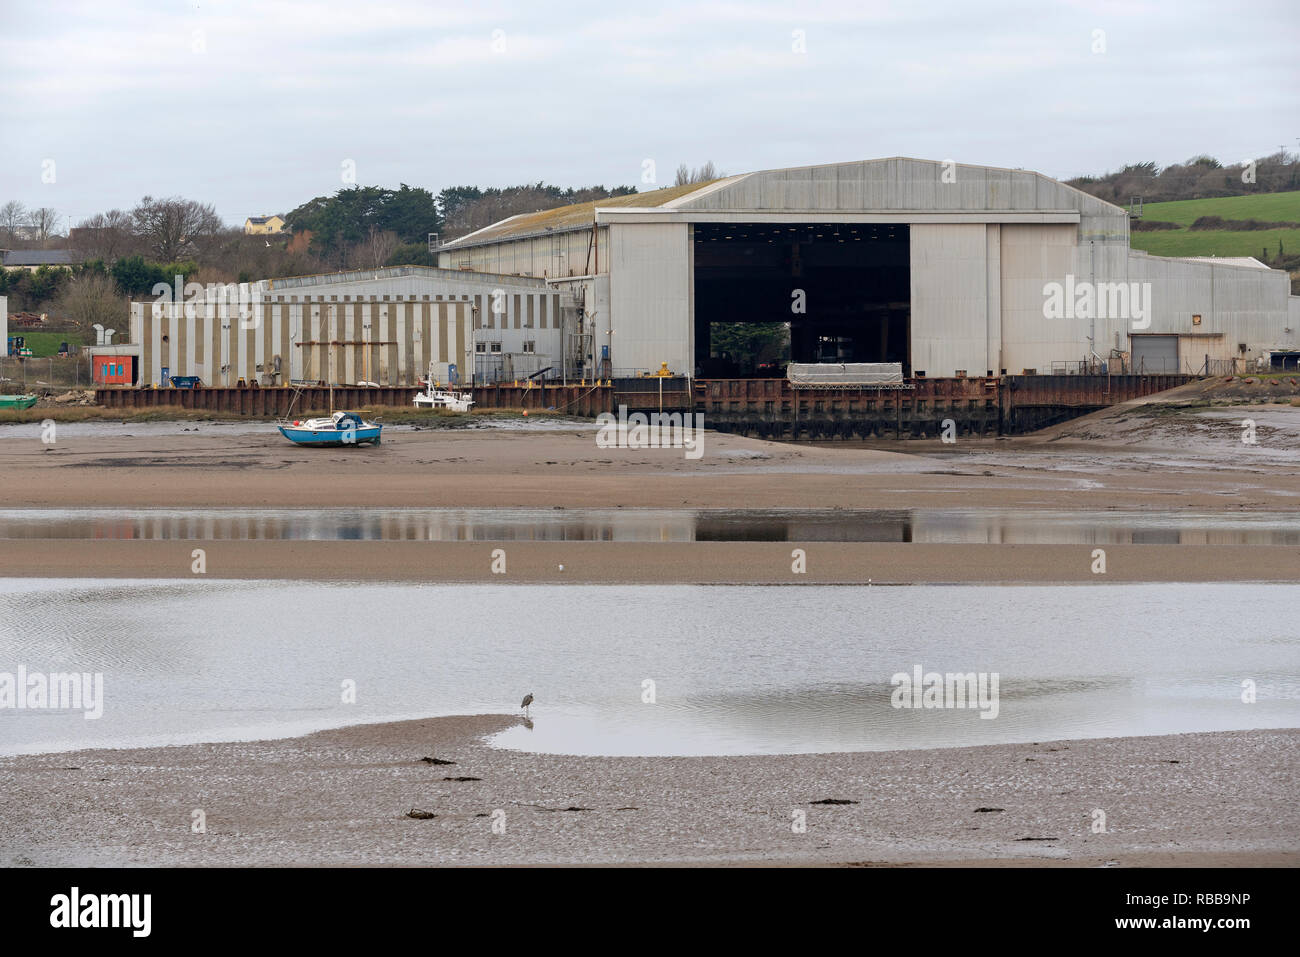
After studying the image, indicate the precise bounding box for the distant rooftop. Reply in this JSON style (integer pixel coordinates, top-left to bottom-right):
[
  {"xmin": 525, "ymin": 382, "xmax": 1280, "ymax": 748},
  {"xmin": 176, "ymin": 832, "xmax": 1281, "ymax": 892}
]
[
  {"xmin": 1173, "ymin": 256, "xmax": 1272, "ymax": 269},
  {"xmin": 440, "ymin": 182, "xmax": 719, "ymax": 250},
  {"xmin": 263, "ymin": 264, "xmax": 551, "ymax": 290},
  {"xmin": 2, "ymin": 249, "xmax": 79, "ymax": 267}
]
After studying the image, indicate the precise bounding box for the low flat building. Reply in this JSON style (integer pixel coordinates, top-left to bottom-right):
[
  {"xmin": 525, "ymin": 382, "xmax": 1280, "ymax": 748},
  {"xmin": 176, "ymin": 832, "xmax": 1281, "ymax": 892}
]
[{"xmin": 2, "ymin": 249, "xmax": 80, "ymax": 270}]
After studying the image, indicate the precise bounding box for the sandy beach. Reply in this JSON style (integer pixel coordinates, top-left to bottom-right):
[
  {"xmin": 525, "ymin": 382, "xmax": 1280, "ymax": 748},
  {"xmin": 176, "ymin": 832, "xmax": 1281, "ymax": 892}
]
[{"xmin": 2, "ymin": 716, "xmax": 1295, "ymax": 867}]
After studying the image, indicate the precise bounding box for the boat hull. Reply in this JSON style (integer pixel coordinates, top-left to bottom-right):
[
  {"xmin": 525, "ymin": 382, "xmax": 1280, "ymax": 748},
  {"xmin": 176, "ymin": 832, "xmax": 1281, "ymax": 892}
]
[
  {"xmin": 0, "ymin": 395, "xmax": 38, "ymax": 410},
  {"xmin": 277, "ymin": 424, "xmax": 382, "ymax": 446}
]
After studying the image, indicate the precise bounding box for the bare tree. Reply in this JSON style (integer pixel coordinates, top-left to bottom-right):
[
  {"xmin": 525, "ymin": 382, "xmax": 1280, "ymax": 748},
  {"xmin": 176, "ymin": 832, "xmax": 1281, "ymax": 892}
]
[
  {"xmin": 131, "ymin": 195, "xmax": 223, "ymax": 262},
  {"xmin": 56, "ymin": 271, "xmax": 124, "ymax": 329},
  {"xmin": 674, "ymin": 161, "xmax": 723, "ymax": 186},
  {"xmin": 0, "ymin": 200, "xmax": 28, "ymax": 243},
  {"xmin": 70, "ymin": 209, "xmax": 135, "ymax": 263},
  {"xmin": 31, "ymin": 206, "xmax": 63, "ymax": 244},
  {"xmin": 348, "ymin": 226, "xmax": 399, "ymax": 268}
]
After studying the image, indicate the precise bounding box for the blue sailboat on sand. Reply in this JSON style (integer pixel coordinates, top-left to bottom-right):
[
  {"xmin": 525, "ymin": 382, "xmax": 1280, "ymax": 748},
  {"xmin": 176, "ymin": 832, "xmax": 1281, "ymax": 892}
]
[
  {"xmin": 278, "ymin": 409, "xmax": 382, "ymax": 446},
  {"xmin": 277, "ymin": 343, "xmax": 382, "ymax": 446}
]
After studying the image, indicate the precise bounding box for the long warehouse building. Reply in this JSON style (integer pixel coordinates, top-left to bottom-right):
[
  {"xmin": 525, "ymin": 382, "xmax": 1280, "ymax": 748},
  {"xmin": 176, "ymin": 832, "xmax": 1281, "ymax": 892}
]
[{"xmin": 126, "ymin": 267, "xmax": 567, "ymax": 387}]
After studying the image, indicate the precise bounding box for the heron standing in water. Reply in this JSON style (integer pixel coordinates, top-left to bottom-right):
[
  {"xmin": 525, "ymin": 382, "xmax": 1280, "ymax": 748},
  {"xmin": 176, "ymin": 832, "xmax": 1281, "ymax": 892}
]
[{"xmin": 520, "ymin": 692, "xmax": 534, "ymax": 717}]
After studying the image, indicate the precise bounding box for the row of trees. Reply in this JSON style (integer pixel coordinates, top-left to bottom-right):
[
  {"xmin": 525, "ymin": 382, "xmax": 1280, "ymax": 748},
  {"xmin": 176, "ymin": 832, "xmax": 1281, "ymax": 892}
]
[
  {"xmin": 435, "ymin": 182, "xmax": 638, "ymax": 239},
  {"xmin": 282, "ymin": 181, "xmax": 640, "ymax": 270},
  {"xmin": 1068, "ymin": 152, "xmax": 1299, "ymax": 206},
  {"xmin": 0, "ymin": 201, "xmax": 63, "ymax": 245},
  {"xmin": 0, "ymin": 254, "xmax": 209, "ymax": 312},
  {"xmin": 67, "ymin": 197, "xmax": 222, "ymax": 263}
]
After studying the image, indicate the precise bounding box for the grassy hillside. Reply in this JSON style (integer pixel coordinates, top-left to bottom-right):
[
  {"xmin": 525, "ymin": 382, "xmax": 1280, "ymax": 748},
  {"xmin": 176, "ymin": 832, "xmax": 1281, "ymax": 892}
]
[{"xmin": 1130, "ymin": 191, "xmax": 1300, "ymax": 259}]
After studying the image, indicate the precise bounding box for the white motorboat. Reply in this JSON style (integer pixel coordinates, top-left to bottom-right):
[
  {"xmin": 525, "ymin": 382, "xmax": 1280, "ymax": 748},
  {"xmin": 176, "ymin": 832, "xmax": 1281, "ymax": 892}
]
[{"xmin": 414, "ymin": 363, "xmax": 474, "ymax": 412}]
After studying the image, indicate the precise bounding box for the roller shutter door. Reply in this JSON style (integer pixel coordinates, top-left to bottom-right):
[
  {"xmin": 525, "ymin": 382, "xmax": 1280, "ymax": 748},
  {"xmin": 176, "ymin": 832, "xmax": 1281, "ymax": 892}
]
[{"xmin": 1131, "ymin": 335, "xmax": 1178, "ymax": 373}]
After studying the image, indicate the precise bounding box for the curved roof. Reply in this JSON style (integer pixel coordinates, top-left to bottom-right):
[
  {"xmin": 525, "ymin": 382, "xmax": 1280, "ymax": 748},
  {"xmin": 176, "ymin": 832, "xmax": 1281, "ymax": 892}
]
[
  {"xmin": 440, "ymin": 158, "xmax": 1127, "ymax": 252},
  {"xmin": 441, "ymin": 181, "xmax": 720, "ymax": 249}
]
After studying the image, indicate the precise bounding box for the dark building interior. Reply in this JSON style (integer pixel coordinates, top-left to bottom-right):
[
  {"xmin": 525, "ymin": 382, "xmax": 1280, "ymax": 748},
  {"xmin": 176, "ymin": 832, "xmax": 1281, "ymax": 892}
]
[{"xmin": 693, "ymin": 222, "xmax": 910, "ymax": 376}]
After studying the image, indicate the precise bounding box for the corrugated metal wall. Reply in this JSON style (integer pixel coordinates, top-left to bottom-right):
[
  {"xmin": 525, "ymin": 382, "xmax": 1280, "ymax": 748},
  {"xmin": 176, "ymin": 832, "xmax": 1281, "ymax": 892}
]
[
  {"xmin": 999, "ymin": 223, "xmax": 1087, "ymax": 373},
  {"xmin": 438, "ymin": 227, "xmax": 606, "ymax": 279},
  {"xmin": 130, "ymin": 290, "xmax": 565, "ymax": 387},
  {"xmin": 909, "ymin": 224, "xmax": 990, "ymax": 375},
  {"xmin": 1127, "ymin": 254, "xmax": 1295, "ymax": 368},
  {"xmin": 607, "ymin": 222, "xmax": 692, "ymax": 376}
]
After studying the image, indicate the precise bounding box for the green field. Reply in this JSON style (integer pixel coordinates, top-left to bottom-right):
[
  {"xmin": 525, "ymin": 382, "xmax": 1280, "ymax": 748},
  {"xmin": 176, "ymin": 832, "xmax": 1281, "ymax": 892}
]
[
  {"xmin": 1129, "ymin": 190, "xmax": 1300, "ymax": 259},
  {"xmin": 6, "ymin": 330, "xmax": 92, "ymax": 357}
]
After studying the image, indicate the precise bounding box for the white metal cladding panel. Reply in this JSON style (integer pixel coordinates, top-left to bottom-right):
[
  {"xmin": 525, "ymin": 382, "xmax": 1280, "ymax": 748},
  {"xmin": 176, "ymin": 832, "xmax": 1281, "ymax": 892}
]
[
  {"xmin": 253, "ymin": 303, "xmax": 265, "ymax": 375},
  {"xmin": 289, "ymin": 304, "xmax": 303, "ymax": 380},
  {"xmin": 998, "ymin": 224, "xmax": 1086, "ymax": 372},
  {"xmin": 168, "ymin": 311, "xmax": 179, "ymax": 376},
  {"xmin": 1009, "ymin": 172, "xmax": 1037, "ymax": 209},
  {"xmin": 863, "ymin": 161, "xmax": 893, "ymax": 209},
  {"xmin": 150, "ymin": 307, "xmax": 162, "ymax": 382},
  {"xmin": 1067, "ymin": 241, "xmax": 1134, "ymax": 354},
  {"xmin": 608, "ymin": 222, "xmax": 692, "ymax": 374},
  {"xmin": 1291, "ymin": 298, "xmax": 1300, "ymax": 330},
  {"xmin": 395, "ymin": 304, "xmax": 407, "ymax": 383},
  {"xmin": 812, "ymin": 165, "xmax": 837, "ymax": 209},
  {"xmin": 985, "ymin": 168, "xmax": 1012, "ymax": 211},
  {"xmin": 441, "ymin": 228, "xmax": 597, "ymax": 278},
  {"xmin": 909, "ymin": 224, "xmax": 989, "ymax": 376},
  {"xmin": 955, "ymin": 167, "xmax": 987, "ymax": 211},
  {"xmin": 834, "ymin": 164, "xmax": 865, "ymax": 208},
  {"xmin": 986, "ymin": 224, "xmax": 1002, "ymax": 372}
]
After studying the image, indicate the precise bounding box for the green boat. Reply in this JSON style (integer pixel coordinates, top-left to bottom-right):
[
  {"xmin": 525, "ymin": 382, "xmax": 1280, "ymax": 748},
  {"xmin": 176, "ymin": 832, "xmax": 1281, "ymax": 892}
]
[{"xmin": 0, "ymin": 395, "xmax": 38, "ymax": 410}]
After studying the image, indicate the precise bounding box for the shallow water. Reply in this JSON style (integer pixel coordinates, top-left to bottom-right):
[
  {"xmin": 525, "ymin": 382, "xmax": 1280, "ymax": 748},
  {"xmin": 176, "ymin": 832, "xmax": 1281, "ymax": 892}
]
[
  {"xmin": 3, "ymin": 506, "xmax": 1300, "ymax": 545},
  {"xmin": 1, "ymin": 579, "xmax": 1295, "ymax": 757}
]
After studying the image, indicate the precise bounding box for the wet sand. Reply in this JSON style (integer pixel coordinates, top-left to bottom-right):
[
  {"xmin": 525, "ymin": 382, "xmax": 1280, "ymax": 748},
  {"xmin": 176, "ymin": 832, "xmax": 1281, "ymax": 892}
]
[
  {"xmin": 4, "ymin": 402, "xmax": 1300, "ymax": 583},
  {"xmin": 2, "ymin": 402, "xmax": 1300, "ymax": 513},
  {"xmin": 6, "ymin": 539, "xmax": 1300, "ymax": 583},
  {"xmin": 2, "ymin": 717, "xmax": 1295, "ymax": 867}
]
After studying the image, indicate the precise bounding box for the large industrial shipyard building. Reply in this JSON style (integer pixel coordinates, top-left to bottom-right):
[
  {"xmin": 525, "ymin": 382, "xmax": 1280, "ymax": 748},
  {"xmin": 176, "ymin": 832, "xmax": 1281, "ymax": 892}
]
[
  {"xmin": 438, "ymin": 157, "xmax": 1297, "ymax": 379},
  {"xmin": 121, "ymin": 158, "xmax": 1298, "ymax": 411}
]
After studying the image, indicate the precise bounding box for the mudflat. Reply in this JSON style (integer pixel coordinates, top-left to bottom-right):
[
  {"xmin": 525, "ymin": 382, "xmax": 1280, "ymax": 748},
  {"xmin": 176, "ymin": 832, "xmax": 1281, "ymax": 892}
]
[{"xmin": 2, "ymin": 717, "xmax": 1294, "ymax": 867}]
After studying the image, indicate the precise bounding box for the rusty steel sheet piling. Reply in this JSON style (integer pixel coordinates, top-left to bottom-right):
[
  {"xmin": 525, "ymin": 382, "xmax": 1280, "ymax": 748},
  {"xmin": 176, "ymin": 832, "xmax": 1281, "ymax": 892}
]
[
  {"xmin": 94, "ymin": 383, "xmax": 616, "ymax": 418},
  {"xmin": 695, "ymin": 375, "xmax": 1195, "ymax": 439}
]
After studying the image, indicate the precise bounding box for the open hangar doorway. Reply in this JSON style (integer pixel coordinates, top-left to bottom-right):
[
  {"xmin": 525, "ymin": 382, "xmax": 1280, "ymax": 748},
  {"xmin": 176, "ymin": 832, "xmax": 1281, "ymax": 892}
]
[{"xmin": 692, "ymin": 222, "xmax": 911, "ymax": 377}]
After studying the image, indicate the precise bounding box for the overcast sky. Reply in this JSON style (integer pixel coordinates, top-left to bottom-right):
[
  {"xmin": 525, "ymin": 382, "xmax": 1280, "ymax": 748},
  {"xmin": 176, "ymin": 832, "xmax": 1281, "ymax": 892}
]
[{"xmin": 1, "ymin": 0, "xmax": 1296, "ymax": 229}]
